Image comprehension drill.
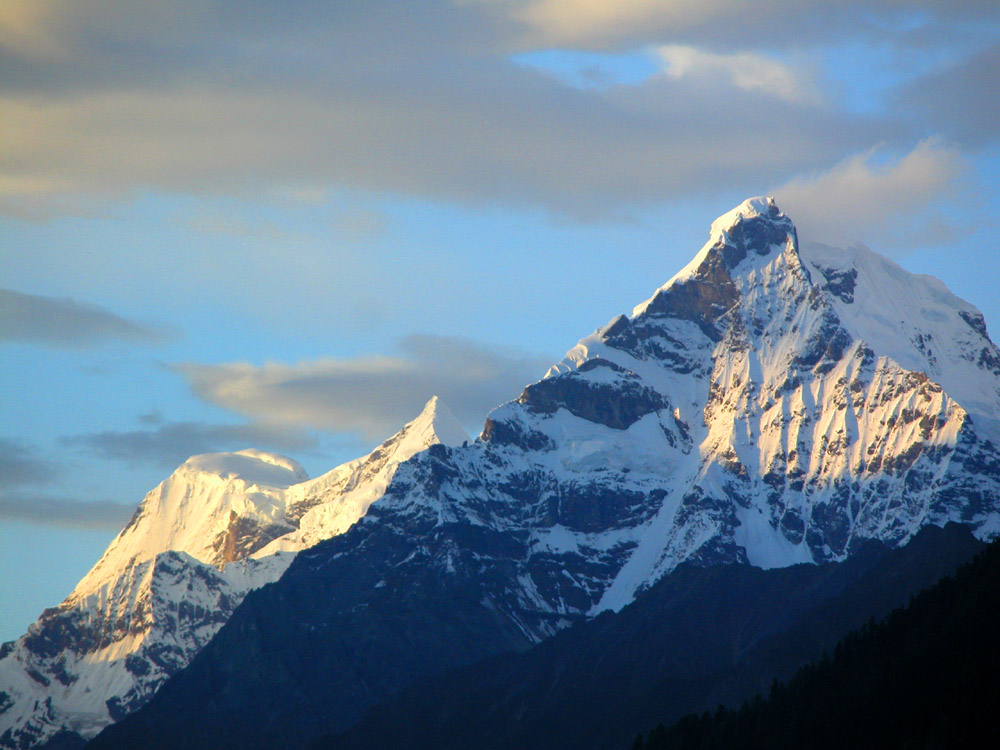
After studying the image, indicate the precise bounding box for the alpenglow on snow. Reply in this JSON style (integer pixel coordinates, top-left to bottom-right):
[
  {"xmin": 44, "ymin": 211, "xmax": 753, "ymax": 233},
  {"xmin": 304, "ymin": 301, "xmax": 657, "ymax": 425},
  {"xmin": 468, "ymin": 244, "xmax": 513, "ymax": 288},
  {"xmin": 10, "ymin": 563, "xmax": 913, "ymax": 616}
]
[
  {"xmin": 4, "ymin": 198, "xmax": 1000, "ymax": 749},
  {"xmin": 0, "ymin": 398, "xmax": 469, "ymax": 748}
]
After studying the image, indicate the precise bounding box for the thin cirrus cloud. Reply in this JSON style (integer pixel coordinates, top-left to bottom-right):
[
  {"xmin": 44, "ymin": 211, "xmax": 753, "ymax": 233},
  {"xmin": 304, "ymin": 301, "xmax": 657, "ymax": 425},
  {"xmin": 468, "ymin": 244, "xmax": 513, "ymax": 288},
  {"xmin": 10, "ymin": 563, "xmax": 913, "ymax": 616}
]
[
  {"xmin": 0, "ymin": 494, "xmax": 133, "ymax": 529},
  {"xmin": 0, "ymin": 437, "xmax": 131, "ymax": 529},
  {"xmin": 772, "ymin": 138, "xmax": 964, "ymax": 248},
  {"xmin": 60, "ymin": 420, "xmax": 318, "ymax": 470},
  {"xmin": 0, "ymin": 437, "xmax": 59, "ymax": 487},
  {"xmin": 0, "ymin": 288, "xmax": 166, "ymax": 348},
  {"xmin": 176, "ymin": 334, "xmax": 553, "ymax": 441},
  {"xmin": 654, "ymin": 45, "xmax": 823, "ymax": 106}
]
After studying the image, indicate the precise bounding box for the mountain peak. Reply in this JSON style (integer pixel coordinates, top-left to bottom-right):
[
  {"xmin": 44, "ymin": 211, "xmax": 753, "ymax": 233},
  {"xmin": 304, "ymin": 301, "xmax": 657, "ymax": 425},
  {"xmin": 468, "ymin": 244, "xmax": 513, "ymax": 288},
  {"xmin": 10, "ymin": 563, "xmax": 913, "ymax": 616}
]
[
  {"xmin": 404, "ymin": 396, "xmax": 470, "ymax": 450},
  {"xmin": 633, "ymin": 197, "xmax": 797, "ymax": 320},
  {"xmin": 709, "ymin": 195, "xmax": 783, "ymax": 237},
  {"xmin": 686, "ymin": 195, "xmax": 796, "ymax": 277},
  {"xmin": 73, "ymin": 450, "xmax": 302, "ymax": 593}
]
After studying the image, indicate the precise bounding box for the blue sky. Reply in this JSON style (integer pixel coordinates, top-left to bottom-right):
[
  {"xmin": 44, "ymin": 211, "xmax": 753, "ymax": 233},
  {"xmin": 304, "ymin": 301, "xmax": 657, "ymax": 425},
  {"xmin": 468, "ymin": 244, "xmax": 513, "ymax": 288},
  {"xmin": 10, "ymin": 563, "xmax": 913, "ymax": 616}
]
[{"xmin": 2, "ymin": 0, "xmax": 998, "ymax": 641}]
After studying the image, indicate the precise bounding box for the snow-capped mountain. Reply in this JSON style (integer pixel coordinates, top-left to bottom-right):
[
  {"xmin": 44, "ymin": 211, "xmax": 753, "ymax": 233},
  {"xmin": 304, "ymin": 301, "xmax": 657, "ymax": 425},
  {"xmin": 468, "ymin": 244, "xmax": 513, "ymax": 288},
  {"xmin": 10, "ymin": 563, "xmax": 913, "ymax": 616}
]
[
  {"xmin": 0, "ymin": 398, "xmax": 468, "ymax": 749},
  {"xmin": 345, "ymin": 196, "xmax": 1000, "ymax": 623},
  {"xmin": 88, "ymin": 198, "xmax": 1000, "ymax": 750}
]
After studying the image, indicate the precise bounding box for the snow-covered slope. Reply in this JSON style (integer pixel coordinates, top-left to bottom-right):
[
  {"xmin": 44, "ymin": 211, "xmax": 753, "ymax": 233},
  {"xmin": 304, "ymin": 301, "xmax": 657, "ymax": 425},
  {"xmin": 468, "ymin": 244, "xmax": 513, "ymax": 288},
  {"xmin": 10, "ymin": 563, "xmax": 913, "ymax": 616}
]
[
  {"xmin": 261, "ymin": 396, "xmax": 469, "ymax": 553},
  {"xmin": 77, "ymin": 449, "xmax": 306, "ymax": 595},
  {"xmin": 0, "ymin": 399, "xmax": 468, "ymax": 749}
]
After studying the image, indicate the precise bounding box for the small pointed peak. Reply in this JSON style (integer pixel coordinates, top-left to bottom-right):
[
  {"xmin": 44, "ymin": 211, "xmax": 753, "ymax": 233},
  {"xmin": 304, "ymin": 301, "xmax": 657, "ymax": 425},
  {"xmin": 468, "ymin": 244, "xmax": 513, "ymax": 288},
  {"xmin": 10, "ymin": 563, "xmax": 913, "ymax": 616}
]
[
  {"xmin": 418, "ymin": 394, "xmax": 441, "ymax": 415},
  {"xmin": 411, "ymin": 396, "xmax": 469, "ymax": 447},
  {"xmin": 369, "ymin": 397, "xmax": 469, "ymax": 469}
]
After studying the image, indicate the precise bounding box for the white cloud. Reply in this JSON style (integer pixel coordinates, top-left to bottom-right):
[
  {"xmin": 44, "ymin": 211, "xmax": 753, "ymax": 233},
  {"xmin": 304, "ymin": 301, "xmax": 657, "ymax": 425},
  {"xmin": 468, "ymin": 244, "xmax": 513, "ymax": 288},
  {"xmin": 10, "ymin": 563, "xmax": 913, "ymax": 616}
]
[
  {"xmin": 0, "ymin": 71, "xmax": 876, "ymax": 219},
  {"xmin": 0, "ymin": 0, "xmax": 993, "ymax": 219},
  {"xmin": 176, "ymin": 334, "xmax": 551, "ymax": 441},
  {"xmin": 773, "ymin": 139, "xmax": 965, "ymax": 247},
  {"xmin": 655, "ymin": 45, "xmax": 823, "ymax": 105}
]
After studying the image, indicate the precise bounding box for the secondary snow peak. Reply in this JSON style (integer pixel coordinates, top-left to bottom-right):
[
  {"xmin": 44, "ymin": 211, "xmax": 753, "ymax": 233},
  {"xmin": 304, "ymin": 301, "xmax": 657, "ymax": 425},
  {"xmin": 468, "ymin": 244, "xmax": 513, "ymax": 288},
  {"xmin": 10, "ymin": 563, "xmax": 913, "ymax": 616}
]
[{"xmin": 410, "ymin": 396, "xmax": 470, "ymax": 448}]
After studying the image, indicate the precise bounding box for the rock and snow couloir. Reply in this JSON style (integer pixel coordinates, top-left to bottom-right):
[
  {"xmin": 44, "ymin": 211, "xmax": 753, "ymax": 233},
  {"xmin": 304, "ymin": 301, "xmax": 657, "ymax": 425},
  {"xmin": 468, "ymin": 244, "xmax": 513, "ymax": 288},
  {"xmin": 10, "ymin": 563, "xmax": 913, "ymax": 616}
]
[{"xmin": 0, "ymin": 398, "xmax": 468, "ymax": 749}]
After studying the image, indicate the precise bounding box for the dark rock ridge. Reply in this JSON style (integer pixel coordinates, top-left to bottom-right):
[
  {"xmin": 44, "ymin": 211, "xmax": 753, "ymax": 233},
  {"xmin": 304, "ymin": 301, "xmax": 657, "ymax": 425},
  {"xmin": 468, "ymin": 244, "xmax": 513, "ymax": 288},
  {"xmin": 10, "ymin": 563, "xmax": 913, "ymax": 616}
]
[
  {"xmin": 518, "ymin": 357, "xmax": 670, "ymax": 430},
  {"xmin": 213, "ymin": 512, "xmax": 292, "ymax": 564}
]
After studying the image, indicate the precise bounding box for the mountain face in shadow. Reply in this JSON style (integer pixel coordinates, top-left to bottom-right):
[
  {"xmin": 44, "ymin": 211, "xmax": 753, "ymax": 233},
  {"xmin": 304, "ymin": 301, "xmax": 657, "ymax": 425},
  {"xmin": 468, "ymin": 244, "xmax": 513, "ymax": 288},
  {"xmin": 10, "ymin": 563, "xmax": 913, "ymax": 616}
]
[
  {"xmin": 315, "ymin": 523, "xmax": 984, "ymax": 750},
  {"xmin": 635, "ymin": 529, "xmax": 1000, "ymax": 750}
]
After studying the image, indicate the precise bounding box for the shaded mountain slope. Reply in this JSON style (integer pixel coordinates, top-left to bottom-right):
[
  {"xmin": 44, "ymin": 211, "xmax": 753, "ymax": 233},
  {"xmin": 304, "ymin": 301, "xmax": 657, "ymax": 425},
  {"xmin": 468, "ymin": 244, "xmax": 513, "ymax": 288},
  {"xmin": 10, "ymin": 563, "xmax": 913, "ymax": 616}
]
[
  {"xmin": 88, "ymin": 506, "xmax": 538, "ymax": 749},
  {"xmin": 316, "ymin": 523, "xmax": 983, "ymax": 750},
  {"xmin": 636, "ymin": 531, "xmax": 1000, "ymax": 750}
]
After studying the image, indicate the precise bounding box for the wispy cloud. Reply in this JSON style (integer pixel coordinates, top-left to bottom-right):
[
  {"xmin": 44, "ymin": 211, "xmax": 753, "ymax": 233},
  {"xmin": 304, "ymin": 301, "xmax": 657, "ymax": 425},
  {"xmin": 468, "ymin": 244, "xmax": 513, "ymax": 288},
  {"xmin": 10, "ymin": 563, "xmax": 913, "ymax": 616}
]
[
  {"xmin": 0, "ymin": 288, "xmax": 166, "ymax": 347},
  {"xmin": 654, "ymin": 46, "xmax": 823, "ymax": 106},
  {"xmin": 0, "ymin": 438, "xmax": 60, "ymax": 486},
  {"xmin": 0, "ymin": 494, "xmax": 133, "ymax": 529},
  {"xmin": 176, "ymin": 334, "xmax": 552, "ymax": 440},
  {"xmin": 61, "ymin": 420, "xmax": 317, "ymax": 469},
  {"xmin": 0, "ymin": 438, "xmax": 132, "ymax": 528},
  {"xmin": 182, "ymin": 209, "xmax": 304, "ymax": 242}
]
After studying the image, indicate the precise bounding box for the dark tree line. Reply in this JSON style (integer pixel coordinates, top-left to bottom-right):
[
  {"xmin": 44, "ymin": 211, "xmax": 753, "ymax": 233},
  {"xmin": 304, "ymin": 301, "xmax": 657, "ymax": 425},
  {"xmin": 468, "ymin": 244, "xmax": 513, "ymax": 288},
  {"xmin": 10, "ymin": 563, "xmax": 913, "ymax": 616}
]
[{"xmin": 634, "ymin": 537, "xmax": 1000, "ymax": 749}]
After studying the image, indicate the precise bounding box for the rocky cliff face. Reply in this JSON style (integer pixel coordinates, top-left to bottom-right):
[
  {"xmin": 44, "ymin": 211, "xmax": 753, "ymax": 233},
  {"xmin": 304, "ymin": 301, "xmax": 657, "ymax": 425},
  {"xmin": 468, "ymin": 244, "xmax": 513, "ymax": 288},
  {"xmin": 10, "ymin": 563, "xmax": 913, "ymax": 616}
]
[
  {"xmin": 87, "ymin": 198, "xmax": 1000, "ymax": 749},
  {"xmin": 0, "ymin": 400, "xmax": 467, "ymax": 749}
]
